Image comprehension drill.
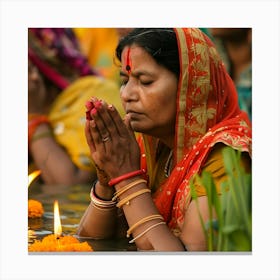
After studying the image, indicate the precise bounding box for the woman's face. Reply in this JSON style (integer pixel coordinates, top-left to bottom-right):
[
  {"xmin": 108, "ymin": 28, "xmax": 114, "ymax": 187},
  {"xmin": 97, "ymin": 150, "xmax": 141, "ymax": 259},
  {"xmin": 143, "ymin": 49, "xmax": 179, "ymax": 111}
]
[{"xmin": 120, "ymin": 45, "xmax": 178, "ymax": 146}]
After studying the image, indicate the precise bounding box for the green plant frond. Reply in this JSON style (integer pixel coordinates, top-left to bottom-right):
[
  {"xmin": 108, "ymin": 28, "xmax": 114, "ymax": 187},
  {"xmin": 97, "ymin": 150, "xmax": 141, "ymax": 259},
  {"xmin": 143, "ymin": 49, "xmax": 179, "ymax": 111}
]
[
  {"xmin": 201, "ymin": 171, "xmax": 224, "ymax": 236},
  {"xmin": 190, "ymin": 177, "xmax": 199, "ymax": 199},
  {"xmin": 222, "ymin": 224, "xmax": 244, "ymax": 234},
  {"xmin": 189, "ymin": 177, "xmax": 208, "ymax": 240},
  {"xmin": 223, "ymin": 147, "xmax": 252, "ymax": 236}
]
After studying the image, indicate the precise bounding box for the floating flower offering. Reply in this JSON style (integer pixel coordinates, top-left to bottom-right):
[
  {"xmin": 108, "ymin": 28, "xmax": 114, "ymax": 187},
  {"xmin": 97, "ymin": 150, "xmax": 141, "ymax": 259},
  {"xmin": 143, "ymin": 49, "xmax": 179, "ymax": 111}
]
[
  {"xmin": 28, "ymin": 234, "xmax": 93, "ymax": 252},
  {"xmin": 28, "ymin": 199, "xmax": 44, "ymax": 218}
]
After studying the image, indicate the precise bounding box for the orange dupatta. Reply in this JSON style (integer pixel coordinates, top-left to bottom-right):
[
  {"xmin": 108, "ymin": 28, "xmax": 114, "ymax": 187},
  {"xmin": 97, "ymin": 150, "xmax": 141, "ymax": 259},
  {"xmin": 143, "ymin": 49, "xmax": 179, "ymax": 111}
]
[{"xmin": 139, "ymin": 28, "xmax": 252, "ymax": 234}]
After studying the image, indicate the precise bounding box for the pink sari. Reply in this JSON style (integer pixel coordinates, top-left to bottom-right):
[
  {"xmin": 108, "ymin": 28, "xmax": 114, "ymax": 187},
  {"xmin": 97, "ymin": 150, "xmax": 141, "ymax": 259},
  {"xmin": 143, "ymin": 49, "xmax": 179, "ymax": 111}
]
[{"xmin": 139, "ymin": 28, "xmax": 252, "ymax": 235}]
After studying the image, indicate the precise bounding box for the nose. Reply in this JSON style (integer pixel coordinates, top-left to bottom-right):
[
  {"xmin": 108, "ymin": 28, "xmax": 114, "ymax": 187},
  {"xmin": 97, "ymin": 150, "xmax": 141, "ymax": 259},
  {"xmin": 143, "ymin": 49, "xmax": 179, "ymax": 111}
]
[{"xmin": 120, "ymin": 80, "xmax": 139, "ymax": 103}]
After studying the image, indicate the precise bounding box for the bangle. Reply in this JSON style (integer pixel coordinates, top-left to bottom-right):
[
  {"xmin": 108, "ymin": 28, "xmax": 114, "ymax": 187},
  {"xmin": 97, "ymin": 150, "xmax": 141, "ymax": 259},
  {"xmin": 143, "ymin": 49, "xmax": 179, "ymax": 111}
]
[
  {"xmin": 126, "ymin": 214, "xmax": 164, "ymax": 238},
  {"xmin": 28, "ymin": 115, "xmax": 50, "ymax": 144},
  {"xmin": 90, "ymin": 202, "xmax": 116, "ymax": 212},
  {"xmin": 108, "ymin": 169, "xmax": 146, "ymax": 187},
  {"xmin": 90, "ymin": 182, "xmax": 116, "ymax": 209},
  {"xmin": 129, "ymin": 221, "xmax": 166, "ymax": 243},
  {"xmin": 116, "ymin": 189, "xmax": 151, "ymax": 209},
  {"xmin": 112, "ymin": 179, "xmax": 147, "ymax": 201},
  {"xmin": 31, "ymin": 130, "xmax": 53, "ymax": 142}
]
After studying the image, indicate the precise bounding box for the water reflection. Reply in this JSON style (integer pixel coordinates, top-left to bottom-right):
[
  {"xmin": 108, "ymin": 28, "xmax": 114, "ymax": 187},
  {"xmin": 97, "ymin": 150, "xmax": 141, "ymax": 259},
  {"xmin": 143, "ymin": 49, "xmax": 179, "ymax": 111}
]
[{"xmin": 28, "ymin": 181, "xmax": 136, "ymax": 252}]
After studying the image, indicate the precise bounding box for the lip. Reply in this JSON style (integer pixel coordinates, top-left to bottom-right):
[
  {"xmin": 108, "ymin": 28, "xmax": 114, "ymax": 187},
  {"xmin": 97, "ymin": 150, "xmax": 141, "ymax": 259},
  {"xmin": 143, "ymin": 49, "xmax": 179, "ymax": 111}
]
[
  {"xmin": 126, "ymin": 110, "xmax": 142, "ymax": 115},
  {"xmin": 126, "ymin": 110, "xmax": 143, "ymax": 121}
]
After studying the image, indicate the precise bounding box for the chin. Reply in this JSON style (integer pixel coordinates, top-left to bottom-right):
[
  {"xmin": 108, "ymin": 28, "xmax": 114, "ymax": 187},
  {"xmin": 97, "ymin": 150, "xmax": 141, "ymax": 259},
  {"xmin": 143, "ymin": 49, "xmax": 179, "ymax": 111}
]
[{"xmin": 130, "ymin": 122, "xmax": 147, "ymax": 134}]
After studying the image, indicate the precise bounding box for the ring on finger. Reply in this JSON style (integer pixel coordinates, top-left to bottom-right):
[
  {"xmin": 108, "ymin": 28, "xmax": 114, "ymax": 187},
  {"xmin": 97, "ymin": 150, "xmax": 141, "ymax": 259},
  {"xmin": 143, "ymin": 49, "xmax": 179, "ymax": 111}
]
[{"xmin": 102, "ymin": 136, "xmax": 110, "ymax": 142}]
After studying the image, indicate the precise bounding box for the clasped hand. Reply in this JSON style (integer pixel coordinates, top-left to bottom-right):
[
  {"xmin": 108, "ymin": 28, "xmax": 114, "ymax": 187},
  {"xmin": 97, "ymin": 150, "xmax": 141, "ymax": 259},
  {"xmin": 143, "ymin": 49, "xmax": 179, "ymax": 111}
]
[{"xmin": 85, "ymin": 97, "xmax": 140, "ymax": 186}]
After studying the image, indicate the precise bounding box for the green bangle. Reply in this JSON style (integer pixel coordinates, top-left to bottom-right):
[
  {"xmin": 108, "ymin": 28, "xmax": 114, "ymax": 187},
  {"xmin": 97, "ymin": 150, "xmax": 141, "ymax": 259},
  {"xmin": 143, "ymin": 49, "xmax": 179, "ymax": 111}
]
[{"xmin": 31, "ymin": 131, "xmax": 53, "ymax": 142}]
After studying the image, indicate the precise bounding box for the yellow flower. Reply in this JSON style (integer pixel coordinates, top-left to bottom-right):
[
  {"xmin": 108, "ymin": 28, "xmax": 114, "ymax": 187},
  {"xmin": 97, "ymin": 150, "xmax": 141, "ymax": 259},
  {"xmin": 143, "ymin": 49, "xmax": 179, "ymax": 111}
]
[{"xmin": 28, "ymin": 199, "xmax": 44, "ymax": 218}]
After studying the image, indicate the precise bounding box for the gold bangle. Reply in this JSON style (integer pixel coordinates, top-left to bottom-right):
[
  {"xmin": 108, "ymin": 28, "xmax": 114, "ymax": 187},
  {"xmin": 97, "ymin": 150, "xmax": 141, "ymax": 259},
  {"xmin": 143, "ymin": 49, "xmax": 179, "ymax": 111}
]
[
  {"xmin": 90, "ymin": 201, "xmax": 116, "ymax": 211},
  {"xmin": 90, "ymin": 183, "xmax": 116, "ymax": 209},
  {"xmin": 129, "ymin": 221, "xmax": 166, "ymax": 243},
  {"xmin": 112, "ymin": 179, "xmax": 147, "ymax": 201},
  {"xmin": 126, "ymin": 214, "xmax": 164, "ymax": 238},
  {"xmin": 116, "ymin": 188, "xmax": 151, "ymax": 209},
  {"xmin": 31, "ymin": 130, "xmax": 53, "ymax": 142}
]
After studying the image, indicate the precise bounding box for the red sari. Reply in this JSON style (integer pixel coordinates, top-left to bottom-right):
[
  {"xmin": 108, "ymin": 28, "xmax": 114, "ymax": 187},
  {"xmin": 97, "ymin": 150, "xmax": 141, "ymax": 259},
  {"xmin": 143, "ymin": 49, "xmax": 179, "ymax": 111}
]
[{"xmin": 139, "ymin": 28, "xmax": 252, "ymax": 235}]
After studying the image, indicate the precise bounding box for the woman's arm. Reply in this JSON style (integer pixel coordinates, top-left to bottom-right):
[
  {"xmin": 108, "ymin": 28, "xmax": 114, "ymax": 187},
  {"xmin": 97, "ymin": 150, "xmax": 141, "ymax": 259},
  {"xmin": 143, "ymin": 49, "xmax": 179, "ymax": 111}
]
[
  {"xmin": 180, "ymin": 196, "xmax": 216, "ymax": 251},
  {"xmin": 77, "ymin": 181, "xmax": 118, "ymax": 238}
]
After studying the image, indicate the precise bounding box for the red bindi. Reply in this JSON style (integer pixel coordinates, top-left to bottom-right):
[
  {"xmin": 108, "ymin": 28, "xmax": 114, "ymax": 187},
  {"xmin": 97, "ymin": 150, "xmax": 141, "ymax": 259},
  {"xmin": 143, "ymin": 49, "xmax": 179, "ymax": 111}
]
[{"xmin": 125, "ymin": 47, "xmax": 132, "ymax": 74}]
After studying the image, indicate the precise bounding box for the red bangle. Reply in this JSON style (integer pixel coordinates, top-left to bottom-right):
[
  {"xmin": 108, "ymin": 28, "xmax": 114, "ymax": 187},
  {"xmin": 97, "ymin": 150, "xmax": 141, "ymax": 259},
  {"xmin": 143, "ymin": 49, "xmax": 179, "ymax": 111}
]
[
  {"xmin": 28, "ymin": 115, "xmax": 50, "ymax": 144},
  {"xmin": 108, "ymin": 169, "xmax": 146, "ymax": 187}
]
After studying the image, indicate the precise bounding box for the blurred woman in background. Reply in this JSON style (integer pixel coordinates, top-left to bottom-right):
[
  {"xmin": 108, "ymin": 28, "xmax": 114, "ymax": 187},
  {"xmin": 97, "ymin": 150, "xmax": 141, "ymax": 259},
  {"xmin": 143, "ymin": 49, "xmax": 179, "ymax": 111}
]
[{"xmin": 28, "ymin": 28, "xmax": 124, "ymax": 185}]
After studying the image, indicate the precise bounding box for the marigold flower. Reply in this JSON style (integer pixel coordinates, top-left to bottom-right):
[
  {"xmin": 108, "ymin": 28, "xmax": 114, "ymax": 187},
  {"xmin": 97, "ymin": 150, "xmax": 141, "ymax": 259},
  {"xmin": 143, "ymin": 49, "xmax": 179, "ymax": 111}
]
[
  {"xmin": 28, "ymin": 234, "xmax": 93, "ymax": 252},
  {"xmin": 28, "ymin": 199, "xmax": 44, "ymax": 218}
]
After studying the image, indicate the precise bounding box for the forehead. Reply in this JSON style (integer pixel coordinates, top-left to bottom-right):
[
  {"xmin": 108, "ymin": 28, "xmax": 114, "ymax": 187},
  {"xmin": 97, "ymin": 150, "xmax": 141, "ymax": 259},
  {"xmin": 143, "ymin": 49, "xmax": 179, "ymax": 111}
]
[
  {"xmin": 121, "ymin": 45, "xmax": 154, "ymax": 61},
  {"xmin": 121, "ymin": 45, "xmax": 156, "ymax": 68}
]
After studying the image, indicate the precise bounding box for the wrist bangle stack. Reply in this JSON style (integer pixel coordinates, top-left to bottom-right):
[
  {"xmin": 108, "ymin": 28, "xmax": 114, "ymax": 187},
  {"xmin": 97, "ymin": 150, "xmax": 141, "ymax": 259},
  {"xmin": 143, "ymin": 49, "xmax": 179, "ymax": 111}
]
[
  {"xmin": 90, "ymin": 182, "xmax": 116, "ymax": 210},
  {"xmin": 108, "ymin": 169, "xmax": 146, "ymax": 187},
  {"xmin": 112, "ymin": 179, "xmax": 147, "ymax": 201}
]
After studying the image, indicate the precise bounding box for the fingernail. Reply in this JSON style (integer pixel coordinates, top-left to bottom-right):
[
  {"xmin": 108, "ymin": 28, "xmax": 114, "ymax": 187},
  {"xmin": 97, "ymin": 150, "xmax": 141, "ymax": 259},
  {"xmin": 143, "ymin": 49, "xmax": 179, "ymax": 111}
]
[
  {"xmin": 108, "ymin": 104, "xmax": 115, "ymax": 111},
  {"xmin": 85, "ymin": 101, "xmax": 94, "ymax": 110},
  {"xmin": 91, "ymin": 108, "xmax": 97, "ymax": 116},
  {"xmin": 94, "ymin": 100, "xmax": 102, "ymax": 109}
]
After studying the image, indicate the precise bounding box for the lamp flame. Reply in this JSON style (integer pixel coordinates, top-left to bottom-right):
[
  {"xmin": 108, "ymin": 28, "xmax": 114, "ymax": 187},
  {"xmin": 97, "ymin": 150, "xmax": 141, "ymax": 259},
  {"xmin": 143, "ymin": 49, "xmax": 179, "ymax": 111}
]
[
  {"xmin": 54, "ymin": 200, "xmax": 62, "ymax": 238},
  {"xmin": 28, "ymin": 170, "xmax": 41, "ymax": 187}
]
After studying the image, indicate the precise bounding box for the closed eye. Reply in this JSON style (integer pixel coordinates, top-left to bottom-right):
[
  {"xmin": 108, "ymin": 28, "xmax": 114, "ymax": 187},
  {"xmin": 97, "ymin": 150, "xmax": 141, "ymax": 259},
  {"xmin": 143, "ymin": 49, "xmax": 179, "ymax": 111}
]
[{"xmin": 141, "ymin": 80, "xmax": 153, "ymax": 85}]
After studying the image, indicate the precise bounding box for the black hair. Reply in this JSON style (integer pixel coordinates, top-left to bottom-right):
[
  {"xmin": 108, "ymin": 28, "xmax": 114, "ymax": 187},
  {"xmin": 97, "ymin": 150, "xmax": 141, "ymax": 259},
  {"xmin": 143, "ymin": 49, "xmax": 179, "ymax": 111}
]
[{"xmin": 115, "ymin": 28, "xmax": 180, "ymax": 79}]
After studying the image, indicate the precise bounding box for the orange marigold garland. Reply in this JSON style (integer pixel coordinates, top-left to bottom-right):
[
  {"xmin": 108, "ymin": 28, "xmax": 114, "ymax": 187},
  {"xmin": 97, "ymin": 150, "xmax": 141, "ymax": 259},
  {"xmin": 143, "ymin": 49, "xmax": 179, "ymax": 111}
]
[
  {"xmin": 28, "ymin": 199, "xmax": 44, "ymax": 218},
  {"xmin": 28, "ymin": 234, "xmax": 93, "ymax": 252}
]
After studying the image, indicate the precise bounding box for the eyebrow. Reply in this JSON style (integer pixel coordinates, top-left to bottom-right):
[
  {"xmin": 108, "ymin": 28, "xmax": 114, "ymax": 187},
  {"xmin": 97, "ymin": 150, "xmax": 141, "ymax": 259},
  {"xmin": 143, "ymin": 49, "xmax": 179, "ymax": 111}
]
[{"xmin": 120, "ymin": 70, "xmax": 154, "ymax": 78}]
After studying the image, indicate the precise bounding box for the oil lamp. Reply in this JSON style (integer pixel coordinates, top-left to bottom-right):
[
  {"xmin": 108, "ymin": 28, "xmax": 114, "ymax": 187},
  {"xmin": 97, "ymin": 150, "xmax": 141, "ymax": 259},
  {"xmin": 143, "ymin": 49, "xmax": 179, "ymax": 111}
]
[{"xmin": 28, "ymin": 200, "xmax": 93, "ymax": 252}]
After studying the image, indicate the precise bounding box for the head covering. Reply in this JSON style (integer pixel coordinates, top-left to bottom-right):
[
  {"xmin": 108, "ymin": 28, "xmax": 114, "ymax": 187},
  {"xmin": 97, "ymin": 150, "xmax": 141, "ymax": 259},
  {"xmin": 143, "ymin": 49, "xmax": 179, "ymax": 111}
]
[
  {"xmin": 139, "ymin": 28, "xmax": 252, "ymax": 231},
  {"xmin": 28, "ymin": 28, "xmax": 98, "ymax": 90}
]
